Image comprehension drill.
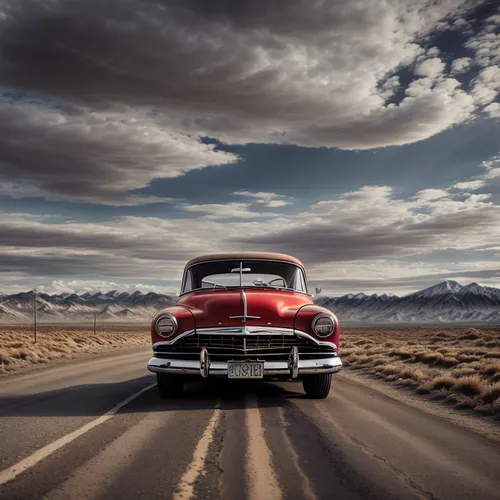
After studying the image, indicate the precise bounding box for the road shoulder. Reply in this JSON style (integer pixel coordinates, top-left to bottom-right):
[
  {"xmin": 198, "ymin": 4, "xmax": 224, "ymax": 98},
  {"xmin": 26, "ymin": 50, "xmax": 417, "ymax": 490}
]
[{"xmin": 338, "ymin": 369, "xmax": 500, "ymax": 443}]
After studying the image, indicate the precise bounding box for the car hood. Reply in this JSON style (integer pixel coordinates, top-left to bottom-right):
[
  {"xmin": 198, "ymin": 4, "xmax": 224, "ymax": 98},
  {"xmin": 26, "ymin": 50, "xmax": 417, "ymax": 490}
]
[{"xmin": 176, "ymin": 288, "xmax": 313, "ymax": 329}]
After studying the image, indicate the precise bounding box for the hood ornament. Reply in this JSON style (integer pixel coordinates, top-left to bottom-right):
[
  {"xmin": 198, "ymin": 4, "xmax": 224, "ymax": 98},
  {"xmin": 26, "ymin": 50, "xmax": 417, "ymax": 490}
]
[{"xmin": 229, "ymin": 290, "xmax": 260, "ymax": 323}]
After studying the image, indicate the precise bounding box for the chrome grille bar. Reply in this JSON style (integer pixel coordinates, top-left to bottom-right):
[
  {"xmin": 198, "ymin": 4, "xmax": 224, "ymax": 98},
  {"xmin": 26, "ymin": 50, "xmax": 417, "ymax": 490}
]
[{"xmin": 156, "ymin": 333, "xmax": 334, "ymax": 353}]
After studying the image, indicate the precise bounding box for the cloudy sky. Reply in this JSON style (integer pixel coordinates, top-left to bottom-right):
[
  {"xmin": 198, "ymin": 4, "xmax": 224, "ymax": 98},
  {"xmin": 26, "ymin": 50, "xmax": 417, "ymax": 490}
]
[{"xmin": 0, "ymin": 0, "xmax": 499, "ymax": 296}]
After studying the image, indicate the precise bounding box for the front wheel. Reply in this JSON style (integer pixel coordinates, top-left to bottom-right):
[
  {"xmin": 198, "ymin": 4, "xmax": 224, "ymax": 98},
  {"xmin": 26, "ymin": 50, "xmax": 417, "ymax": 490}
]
[
  {"xmin": 157, "ymin": 373, "xmax": 184, "ymax": 399},
  {"xmin": 303, "ymin": 373, "xmax": 332, "ymax": 399}
]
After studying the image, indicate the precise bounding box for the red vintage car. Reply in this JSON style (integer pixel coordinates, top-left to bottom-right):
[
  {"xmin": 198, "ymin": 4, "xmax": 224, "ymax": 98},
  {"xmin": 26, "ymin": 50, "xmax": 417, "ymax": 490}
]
[{"xmin": 147, "ymin": 252, "xmax": 342, "ymax": 398}]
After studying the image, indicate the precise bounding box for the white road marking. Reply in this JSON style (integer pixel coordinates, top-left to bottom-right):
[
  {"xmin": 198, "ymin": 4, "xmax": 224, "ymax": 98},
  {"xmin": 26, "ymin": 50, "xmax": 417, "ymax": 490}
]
[
  {"xmin": 174, "ymin": 400, "xmax": 222, "ymax": 500},
  {"xmin": 245, "ymin": 393, "xmax": 282, "ymax": 500},
  {"xmin": 44, "ymin": 411, "xmax": 168, "ymax": 500},
  {"xmin": 0, "ymin": 382, "xmax": 156, "ymax": 486}
]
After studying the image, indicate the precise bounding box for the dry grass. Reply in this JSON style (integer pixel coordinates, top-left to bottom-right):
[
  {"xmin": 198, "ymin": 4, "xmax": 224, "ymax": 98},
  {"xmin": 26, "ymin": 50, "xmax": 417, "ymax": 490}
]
[
  {"xmin": 431, "ymin": 375, "xmax": 457, "ymax": 390},
  {"xmin": 0, "ymin": 324, "xmax": 150, "ymax": 376},
  {"xmin": 341, "ymin": 326, "xmax": 500, "ymax": 417}
]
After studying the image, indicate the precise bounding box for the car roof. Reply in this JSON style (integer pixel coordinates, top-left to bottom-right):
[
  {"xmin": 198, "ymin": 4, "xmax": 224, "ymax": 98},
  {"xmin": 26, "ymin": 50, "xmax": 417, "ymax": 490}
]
[{"xmin": 184, "ymin": 252, "xmax": 306, "ymax": 272}]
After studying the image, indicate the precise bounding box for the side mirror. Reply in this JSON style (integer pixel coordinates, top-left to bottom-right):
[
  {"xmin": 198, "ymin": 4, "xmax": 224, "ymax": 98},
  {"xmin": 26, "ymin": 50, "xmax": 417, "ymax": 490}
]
[{"xmin": 315, "ymin": 287, "xmax": 322, "ymax": 294}]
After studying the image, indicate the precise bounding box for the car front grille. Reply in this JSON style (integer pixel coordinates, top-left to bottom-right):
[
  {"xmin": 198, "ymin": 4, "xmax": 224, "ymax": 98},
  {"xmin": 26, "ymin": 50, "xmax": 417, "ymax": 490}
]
[
  {"xmin": 179, "ymin": 334, "xmax": 302, "ymax": 350},
  {"xmin": 154, "ymin": 333, "xmax": 335, "ymax": 362}
]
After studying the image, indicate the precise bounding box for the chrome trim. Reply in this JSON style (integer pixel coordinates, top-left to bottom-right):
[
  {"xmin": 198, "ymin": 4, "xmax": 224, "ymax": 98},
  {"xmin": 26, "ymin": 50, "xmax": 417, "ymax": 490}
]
[
  {"xmin": 229, "ymin": 289, "xmax": 261, "ymax": 322},
  {"xmin": 288, "ymin": 346, "xmax": 299, "ymax": 378},
  {"xmin": 293, "ymin": 331, "xmax": 337, "ymax": 350},
  {"xmin": 200, "ymin": 346, "xmax": 209, "ymax": 378},
  {"xmin": 153, "ymin": 329, "xmax": 196, "ymax": 348},
  {"xmin": 153, "ymin": 326, "xmax": 337, "ymax": 350},
  {"xmin": 154, "ymin": 312, "xmax": 178, "ymax": 339},
  {"xmin": 311, "ymin": 313, "xmax": 335, "ymax": 338},
  {"xmin": 148, "ymin": 354, "xmax": 342, "ymax": 376}
]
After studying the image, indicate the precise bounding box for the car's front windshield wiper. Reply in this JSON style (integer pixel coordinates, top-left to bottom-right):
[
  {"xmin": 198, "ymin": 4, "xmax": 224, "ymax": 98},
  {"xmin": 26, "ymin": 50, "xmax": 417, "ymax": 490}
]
[{"xmin": 251, "ymin": 281, "xmax": 295, "ymax": 291}]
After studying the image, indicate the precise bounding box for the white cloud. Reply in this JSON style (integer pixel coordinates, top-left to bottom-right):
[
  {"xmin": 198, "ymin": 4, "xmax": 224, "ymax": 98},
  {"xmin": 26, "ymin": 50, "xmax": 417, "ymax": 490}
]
[
  {"xmin": 472, "ymin": 66, "xmax": 500, "ymax": 107},
  {"xmin": 234, "ymin": 191, "xmax": 292, "ymax": 207},
  {"xmin": 465, "ymin": 8, "xmax": 500, "ymax": 67},
  {"xmin": 415, "ymin": 58, "xmax": 445, "ymax": 79},
  {"xmin": 414, "ymin": 188, "xmax": 449, "ymax": 200},
  {"xmin": 451, "ymin": 152, "xmax": 500, "ymax": 192},
  {"xmin": 265, "ymin": 200, "xmax": 291, "ymax": 208},
  {"xmin": 452, "ymin": 180, "xmax": 486, "ymax": 190},
  {"xmin": 450, "ymin": 57, "xmax": 473, "ymax": 74},
  {"xmin": 484, "ymin": 102, "xmax": 500, "ymax": 118},
  {"xmin": 179, "ymin": 202, "xmax": 279, "ymax": 220},
  {"xmin": 426, "ymin": 47, "xmax": 440, "ymax": 57}
]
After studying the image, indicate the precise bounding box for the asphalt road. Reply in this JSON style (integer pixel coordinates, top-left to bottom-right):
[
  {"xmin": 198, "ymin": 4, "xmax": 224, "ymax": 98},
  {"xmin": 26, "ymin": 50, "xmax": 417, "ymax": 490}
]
[{"xmin": 0, "ymin": 348, "xmax": 499, "ymax": 500}]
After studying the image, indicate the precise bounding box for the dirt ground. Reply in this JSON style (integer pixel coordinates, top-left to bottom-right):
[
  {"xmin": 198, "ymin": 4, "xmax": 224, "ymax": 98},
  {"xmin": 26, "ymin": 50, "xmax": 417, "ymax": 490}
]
[
  {"xmin": 341, "ymin": 326, "xmax": 500, "ymax": 417},
  {"xmin": 0, "ymin": 323, "xmax": 150, "ymax": 376}
]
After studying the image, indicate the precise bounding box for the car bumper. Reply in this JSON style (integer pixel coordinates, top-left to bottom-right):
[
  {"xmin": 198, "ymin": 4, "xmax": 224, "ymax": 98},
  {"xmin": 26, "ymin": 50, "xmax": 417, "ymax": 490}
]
[{"xmin": 147, "ymin": 347, "xmax": 342, "ymax": 379}]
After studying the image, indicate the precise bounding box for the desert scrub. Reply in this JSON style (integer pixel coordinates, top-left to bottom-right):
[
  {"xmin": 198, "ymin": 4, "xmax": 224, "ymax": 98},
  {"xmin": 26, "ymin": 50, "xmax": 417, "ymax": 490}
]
[
  {"xmin": 439, "ymin": 356, "xmax": 459, "ymax": 367},
  {"xmin": 480, "ymin": 363, "xmax": 500, "ymax": 376},
  {"xmin": 381, "ymin": 364, "xmax": 402, "ymax": 376},
  {"xmin": 399, "ymin": 367, "xmax": 426, "ymax": 381},
  {"xmin": 0, "ymin": 324, "xmax": 149, "ymax": 376},
  {"xmin": 484, "ymin": 350, "xmax": 500, "ymax": 359},
  {"xmin": 452, "ymin": 376, "xmax": 483, "ymax": 396},
  {"xmin": 389, "ymin": 349, "xmax": 414, "ymax": 360},
  {"xmin": 340, "ymin": 326, "xmax": 500, "ymax": 418},
  {"xmin": 451, "ymin": 367, "xmax": 478, "ymax": 378},
  {"xmin": 431, "ymin": 375, "xmax": 457, "ymax": 390},
  {"xmin": 350, "ymin": 354, "xmax": 372, "ymax": 368},
  {"xmin": 419, "ymin": 352, "xmax": 445, "ymax": 364},
  {"xmin": 480, "ymin": 382, "xmax": 500, "ymax": 404},
  {"xmin": 457, "ymin": 353, "xmax": 481, "ymax": 363}
]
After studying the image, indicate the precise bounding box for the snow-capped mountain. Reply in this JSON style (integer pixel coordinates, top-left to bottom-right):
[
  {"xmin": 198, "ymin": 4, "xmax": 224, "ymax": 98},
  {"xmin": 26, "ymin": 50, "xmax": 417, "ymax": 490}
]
[
  {"xmin": 315, "ymin": 280, "xmax": 500, "ymax": 323},
  {"xmin": 0, "ymin": 290, "xmax": 176, "ymax": 323},
  {"xmin": 1, "ymin": 281, "xmax": 499, "ymax": 323}
]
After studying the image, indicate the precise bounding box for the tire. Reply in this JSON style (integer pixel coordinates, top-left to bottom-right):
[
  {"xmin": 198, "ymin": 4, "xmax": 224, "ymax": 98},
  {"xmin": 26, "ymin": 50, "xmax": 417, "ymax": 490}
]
[
  {"xmin": 303, "ymin": 373, "xmax": 332, "ymax": 399},
  {"xmin": 157, "ymin": 373, "xmax": 184, "ymax": 399}
]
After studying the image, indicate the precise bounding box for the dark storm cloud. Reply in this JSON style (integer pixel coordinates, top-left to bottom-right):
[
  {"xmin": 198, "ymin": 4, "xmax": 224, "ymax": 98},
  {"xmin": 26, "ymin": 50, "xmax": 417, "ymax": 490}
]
[
  {"xmin": 238, "ymin": 202, "xmax": 500, "ymax": 262},
  {"xmin": 242, "ymin": 223, "xmax": 435, "ymax": 262},
  {"xmin": 0, "ymin": 102, "xmax": 236, "ymax": 205},
  {"xmin": 0, "ymin": 0, "xmax": 497, "ymax": 205},
  {"xmin": 0, "ymin": 252, "xmax": 167, "ymax": 278},
  {"xmin": 0, "ymin": 0, "xmax": 488, "ymax": 149},
  {"xmin": 0, "ymin": 216, "xmax": 198, "ymax": 261},
  {"xmin": 1, "ymin": 185, "xmax": 499, "ymax": 282}
]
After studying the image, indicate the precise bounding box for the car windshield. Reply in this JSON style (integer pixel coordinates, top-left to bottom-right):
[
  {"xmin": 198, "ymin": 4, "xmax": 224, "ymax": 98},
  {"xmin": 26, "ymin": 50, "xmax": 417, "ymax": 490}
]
[{"xmin": 181, "ymin": 260, "xmax": 307, "ymax": 294}]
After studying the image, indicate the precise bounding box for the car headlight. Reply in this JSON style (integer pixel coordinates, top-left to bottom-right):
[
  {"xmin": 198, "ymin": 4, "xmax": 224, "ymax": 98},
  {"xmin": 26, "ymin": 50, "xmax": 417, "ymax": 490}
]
[
  {"xmin": 312, "ymin": 313, "xmax": 335, "ymax": 337},
  {"xmin": 155, "ymin": 313, "xmax": 178, "ymax": 338}
]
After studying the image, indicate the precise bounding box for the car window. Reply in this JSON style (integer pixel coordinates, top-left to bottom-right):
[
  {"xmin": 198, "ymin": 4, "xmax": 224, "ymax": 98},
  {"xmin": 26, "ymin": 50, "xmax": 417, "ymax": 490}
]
[{"xmin": 181, "ymin": 260, "xmax": 307, "ymax": 294}]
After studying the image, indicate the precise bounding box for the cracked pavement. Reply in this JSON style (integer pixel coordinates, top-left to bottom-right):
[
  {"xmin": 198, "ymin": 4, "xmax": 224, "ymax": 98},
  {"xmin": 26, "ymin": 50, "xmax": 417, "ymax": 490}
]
[{"xmin": 0, "ymin": 347, "xmax": 499, "ymax": 500}]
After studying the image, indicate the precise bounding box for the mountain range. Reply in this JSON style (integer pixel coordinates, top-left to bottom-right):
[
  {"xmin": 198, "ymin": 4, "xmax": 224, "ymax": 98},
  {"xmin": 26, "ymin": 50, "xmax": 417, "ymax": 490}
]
[
  {"xmin": 0, "ymin": 290, "xmax": 176, "ymax": 323},
  {"xmin": 316, "ymin": 280, "xmax": 500, "ymax": 323},
  {"xmin": 0, "ymin": 281, "xmax": 499, "ymax": 323}
]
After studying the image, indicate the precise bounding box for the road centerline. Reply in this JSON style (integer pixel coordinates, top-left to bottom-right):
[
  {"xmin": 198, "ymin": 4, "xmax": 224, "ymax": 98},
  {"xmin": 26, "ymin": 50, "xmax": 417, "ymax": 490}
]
[
  {"xmin": 173, "ymin": 399, "xmax": 222, "ymax": 500},
  {"xmin": 245, "ymin": 392, "xmax": 282, "ymax": 500}
]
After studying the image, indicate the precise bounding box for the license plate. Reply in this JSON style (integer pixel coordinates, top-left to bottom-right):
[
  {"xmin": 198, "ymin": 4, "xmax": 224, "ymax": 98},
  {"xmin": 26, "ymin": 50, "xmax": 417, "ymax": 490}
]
[{"xmin": 227, "ymin": 361, "xmax": 264, "ymax": 379}]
